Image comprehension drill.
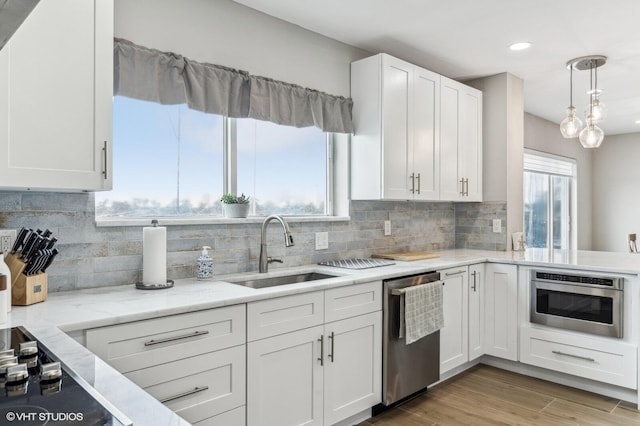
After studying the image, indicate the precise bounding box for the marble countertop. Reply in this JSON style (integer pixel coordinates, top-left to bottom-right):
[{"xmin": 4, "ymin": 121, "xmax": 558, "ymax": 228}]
[{"xmin": 5, "ymin": 247, "xmax": 640, "ymax": 425}]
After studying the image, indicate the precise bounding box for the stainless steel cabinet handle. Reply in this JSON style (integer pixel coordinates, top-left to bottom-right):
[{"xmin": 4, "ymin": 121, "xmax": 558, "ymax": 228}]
[
  {"xmin": 464, "ymin": 178, "xmax": 469, "ymax": 196},
  {"xmin": 144, "ymin": 330, "xmax": 209, "ymax": 346},
  {"xmin": 445, "ymin": 270, "xmax": 466, "ymax": 276},
  {"xmin": 160, "ymin": 386, "xmax": 209, "ymax": 403},
  {"xmin": 416, "ymin": 173, "xmax": 421, "ymax": 194},
  {"xmin": 318, "ymin": 335, "xmax": 324, "ymax": 366},
  {"xmin": 102, "ymin": 141, "xmax": 108, "ymax": 180},
  {"xmin": 459, "ymin": 178, "xmax": 465, "ymax": 196},
  {"xmin": 471, "ymin": 271, "xmax": 477, "ymax": 291},
  {"xmin": 409, "ymin": 173, "xmax": 415, "ymax": 194},
  {"xmin": 551, "ymin": 350, "xmax": 595, "ymax": 362},
  {"xmin": 328, "ymin": 332, "xmax": 335, "ymax": 363}
]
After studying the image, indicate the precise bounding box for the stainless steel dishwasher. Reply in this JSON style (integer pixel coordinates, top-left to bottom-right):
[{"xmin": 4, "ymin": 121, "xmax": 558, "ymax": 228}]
[{"xmin": 378, "ymin": 271, "xmax": 441, "ymax": 408}]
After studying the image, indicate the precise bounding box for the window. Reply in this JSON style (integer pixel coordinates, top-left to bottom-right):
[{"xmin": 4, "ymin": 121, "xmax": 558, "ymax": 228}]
[
  {"xmin": 523, "ymin": 151, "xmax": 576, "ymax": 249},
  {"xmin": 236, "ymin": 118, "xmax": 327, "ymax": 216},
  {"xmin": 96, "ymin": 97, "xmax": 331, "ymax": 219}
]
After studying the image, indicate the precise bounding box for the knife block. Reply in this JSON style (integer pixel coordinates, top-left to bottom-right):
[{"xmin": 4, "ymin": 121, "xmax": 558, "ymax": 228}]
[{"xmin": 4, "ymin": 253, "xmax": 48, "ymax": 305}]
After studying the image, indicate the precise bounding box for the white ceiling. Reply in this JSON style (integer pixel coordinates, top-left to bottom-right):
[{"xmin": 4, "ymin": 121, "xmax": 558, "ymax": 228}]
[{"xmin": 233, "ymin": 0, "xmax": 640, "ymax": 136}]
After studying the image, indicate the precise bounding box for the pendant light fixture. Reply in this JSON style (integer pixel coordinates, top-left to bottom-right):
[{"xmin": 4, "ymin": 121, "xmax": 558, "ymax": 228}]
[
  {"xmin": 560, "ymin": 55, "xmax": 607, "ymax": 148},
  {"xmin": 559, "ymin": 65, "xmax": 583, "ymax": 138}
]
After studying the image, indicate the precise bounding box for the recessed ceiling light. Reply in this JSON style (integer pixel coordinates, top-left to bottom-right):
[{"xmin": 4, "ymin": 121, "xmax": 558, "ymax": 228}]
[
  {"xmin": 635, "ymin": 119, "xmax": 640, "ymax": 124},
  {"xmin": 509, "ymin": 42, "xmax": 531, "ymax": 51}
]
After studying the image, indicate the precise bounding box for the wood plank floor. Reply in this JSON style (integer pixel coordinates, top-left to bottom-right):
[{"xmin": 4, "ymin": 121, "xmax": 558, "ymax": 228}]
[{"xmin": 357, "ymin": 365, "xmax": 640, "ymax": 425}]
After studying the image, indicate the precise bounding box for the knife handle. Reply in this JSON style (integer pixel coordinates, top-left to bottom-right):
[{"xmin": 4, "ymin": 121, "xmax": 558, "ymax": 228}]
[
  {"xmin": 11, "ymin": 227, "xmax": 29, "ymax": 254},
  {"xmin": 45, "ymin": 237, "xmax": 57, "ymax": 250},
  {"xmin": 41, "ymin": 249, "xmax": 58, "ymax": 273},
  {"xmin": 20, "ymin": 232, "xmax": 38, "ymax": 259}
]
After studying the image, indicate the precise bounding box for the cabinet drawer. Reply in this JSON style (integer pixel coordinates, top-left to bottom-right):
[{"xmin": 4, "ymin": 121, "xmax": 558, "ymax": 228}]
[
  {"xmin": 193, "ymin": 406, "xmax": 245, "ymax": 426},
  {"xmin": 126, "ymin": 345, "xmax": 245, "ymax": 424},
  {"xmin": 520, "ymin": 327, "xmax": 637, "ymax": 389},
  {"xmin": 86, "ymin": 305, "xmax": 245, "ymax": 373},
  {"xmin": 324, "ymin": 281, "xmax": 381, "ymax": 323},
  {"xmin": 248, "ymin": 291, "xmax": 324, "ymax": 341}
]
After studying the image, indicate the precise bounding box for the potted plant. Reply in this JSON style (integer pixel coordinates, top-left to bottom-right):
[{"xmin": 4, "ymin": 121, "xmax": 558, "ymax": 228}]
[{"xmin": 220, "ymin": 193, "xmax": 250, "ymax": 218}]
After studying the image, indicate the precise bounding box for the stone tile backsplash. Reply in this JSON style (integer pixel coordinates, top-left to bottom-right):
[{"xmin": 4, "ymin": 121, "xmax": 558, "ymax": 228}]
[
  {"xmin": 454, "ymin": 202, "xmax": 508, "ymax": 251},
  {"xmin": 0, "ymin": 192, "xmax": 506, "ymax": 292}
]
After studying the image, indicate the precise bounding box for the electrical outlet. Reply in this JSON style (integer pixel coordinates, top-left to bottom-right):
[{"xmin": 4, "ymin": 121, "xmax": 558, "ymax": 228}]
[
  {"xmin": 492, "ymin": 219, "xmax": 502, "ymax": 233},
  {"xmin": 0, "ymin": 229, "xmax": 17, "ymax": 253},
  {"xmin": 315, "ymin": 232, "xmax": 329, "ymax": 250},
  {"xmin": 384, "ymin": 220, "xmax": 391, "ymax": 236}
]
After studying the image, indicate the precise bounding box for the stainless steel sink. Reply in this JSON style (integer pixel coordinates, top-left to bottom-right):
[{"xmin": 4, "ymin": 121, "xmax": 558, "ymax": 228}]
[{"xmin": 228, "ymin": 272, "xmax": 338, "ymax": 289}]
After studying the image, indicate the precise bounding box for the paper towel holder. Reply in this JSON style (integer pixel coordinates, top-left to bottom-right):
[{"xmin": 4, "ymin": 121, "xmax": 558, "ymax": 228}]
[{"xmin": 137, "ymin": 219, "xmax": 174, "ymax": 290}]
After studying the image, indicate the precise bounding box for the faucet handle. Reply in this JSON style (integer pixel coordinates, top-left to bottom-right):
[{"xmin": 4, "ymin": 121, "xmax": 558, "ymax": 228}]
[{"xmin": 267, "ymin": 257, "xmax": 283, "ymax": 264}]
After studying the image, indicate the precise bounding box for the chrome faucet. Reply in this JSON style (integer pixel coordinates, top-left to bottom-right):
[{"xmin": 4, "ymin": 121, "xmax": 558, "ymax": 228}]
[{"xmin": 259, "ymin": 215, "xmax": 295, "ymax": 273}]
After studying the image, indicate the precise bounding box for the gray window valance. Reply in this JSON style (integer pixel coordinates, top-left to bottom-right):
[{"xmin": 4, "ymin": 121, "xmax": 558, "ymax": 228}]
[{"xmin": 113, "ymin": 38, "xmax": 354, "ymax": 133}]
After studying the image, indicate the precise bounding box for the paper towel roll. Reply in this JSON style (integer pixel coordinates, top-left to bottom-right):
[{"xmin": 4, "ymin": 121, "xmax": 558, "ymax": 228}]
[{"xmin": 143, "ymin": 223, "xmax": 167, "ymax": 285}]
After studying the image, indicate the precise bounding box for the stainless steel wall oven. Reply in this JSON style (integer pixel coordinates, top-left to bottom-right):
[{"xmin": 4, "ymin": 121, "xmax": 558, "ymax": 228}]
[{"xmin": 530, "ymin": 269, "xmax": 623, "ymax": 338}]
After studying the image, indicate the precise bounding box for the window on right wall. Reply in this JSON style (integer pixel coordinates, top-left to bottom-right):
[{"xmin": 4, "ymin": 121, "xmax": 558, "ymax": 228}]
[{"xmin": 523, "ymin": 150, "xmax": 577, "ymax": 250}]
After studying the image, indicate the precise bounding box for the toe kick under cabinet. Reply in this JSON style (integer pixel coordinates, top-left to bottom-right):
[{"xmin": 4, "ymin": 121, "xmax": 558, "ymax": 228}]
[{"xmin": 86, "ymin": 305, "xmax": 246, "ymax": 425}]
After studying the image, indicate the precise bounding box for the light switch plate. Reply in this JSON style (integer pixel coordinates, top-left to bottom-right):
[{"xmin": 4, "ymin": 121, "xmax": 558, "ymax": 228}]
[
  {"xmin": 0, "ymin": 229, "xmax": 16, "ymax": 255},
  {"xmin": 492, "ymin": 219, "xmax": 502, "ymax": 233},
  {"xmin": 384, "ymin": 220, "xmax": 391, "ymax": 236},
  {"xmin": 315, "ymin": 232, "xmax": 329, "ymax": 250},
  {"xmin": 0, "ymin": 229, "xmax": 16, "ymax": 253}
]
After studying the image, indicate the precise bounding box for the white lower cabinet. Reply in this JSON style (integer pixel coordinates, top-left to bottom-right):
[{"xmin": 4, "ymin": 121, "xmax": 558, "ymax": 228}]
[
  {"xmin": 324, "ymin": 311, "xmax": 382, "ymax": 425},
  {"xmin": 85, "ymin": 305, "xmax": 246, "ymax": 424},
  {"xmin": 468, "ymin": 263, "xmax": 484, "ymax": 361},
  {"xmin": 440, "ymin": 264, "xmax": 485, "ymax": 374},
  {"xmin": 439, "ymin": 266, "xmax": 469, "ymax": 374},
  {"xmin": 247, "ymin": 282, "xmax": 382, "ymax": 426},
  {"xmin": 126, "ymin": 345, "xmax": 245, "ymax": 424},
  {"xmin": 248, "ymin": 325, "xmax": 324, "ymax": 426},
  {"xmin": 484, "ymin": 263, "xmax": 518, "ymax": 360},
  {"xmin": 520, "ymin": 326, "xmax": 637, "ymax": 389}
]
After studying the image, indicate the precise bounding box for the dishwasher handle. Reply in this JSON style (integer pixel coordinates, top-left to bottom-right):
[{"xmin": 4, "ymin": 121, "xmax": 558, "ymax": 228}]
[{"xmin": 390, "ymin": 281, "xmax": 442, "ymax": 296}]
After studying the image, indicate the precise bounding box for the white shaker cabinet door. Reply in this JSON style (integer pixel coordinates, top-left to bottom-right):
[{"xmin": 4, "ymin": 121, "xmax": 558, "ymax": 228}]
[
  {"xmin": 0, "ymin": 0, "xmax": 112, "ymax": 191},
  {"xmin": 381, "ymin": 55, "xmax": 413, "ymax": 200},
  {"xmin": 439, "ymin": 76, "xmax": 482, "ymax": 201},
  {"xmin": 412, "ymin": 66, "xmax": 440, "ymax": 201},
  {"xmin": 247, "ymin": 325, "xmax": 324, "ymax": 426},
  {"xmin": 439, "ymin": 267, "xmax": 469, "ymax": 374},
  {"xmin": 468, "ymin": 263, "xmax": 484, "ymax": 361},
  {"xmin": 323, "ymin": 311, "xmax": 382, "ymax": 426},
  {"xmin": 459, "ymin": 86, "xmax": 483, "ymax": 201},
  {"xmin": 484, "ymin": 263, "xmax": 518, "ymax": 360}
]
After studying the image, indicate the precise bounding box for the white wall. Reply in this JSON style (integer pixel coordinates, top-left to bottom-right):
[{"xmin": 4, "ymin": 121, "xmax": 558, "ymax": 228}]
[
  {"xmin": 114, "ymin": 0, "xmax": 370, "ymax": 98},
  {"xmin": 592, "ymin": 133, "xmax": 640, "ymax": 252},
  {"xmin": 524, "ymin": 113, "xmax": 593, "ymax": 250}
]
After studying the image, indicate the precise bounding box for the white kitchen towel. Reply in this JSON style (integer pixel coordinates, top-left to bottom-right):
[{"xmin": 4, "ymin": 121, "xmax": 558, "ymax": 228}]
[{"xmin": 403, "ymin": 281, "xmax": 444, "ymax": 344}]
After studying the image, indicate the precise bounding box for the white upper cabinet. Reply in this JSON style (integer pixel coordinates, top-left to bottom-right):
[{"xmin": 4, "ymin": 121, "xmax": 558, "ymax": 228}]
[
  {"xmin": 351, "ymin": 53, "xmax": 481, "ymax": 202},
  {"xmin": 440, "ymin": 76, "xmax": 483, "ymax": 201},
  {"xmin": 351, "ymin": 53, "xmax": 440, "ymax": 201},
  {"xmin": 0, "ymin": 0, "xmax": 113, "ymax": 191}
]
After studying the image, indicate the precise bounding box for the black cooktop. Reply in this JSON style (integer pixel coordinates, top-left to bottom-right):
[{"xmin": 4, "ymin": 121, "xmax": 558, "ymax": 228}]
[{"xmin": 0, "ymin": 327, "xmax": 131, "ymax": 426}]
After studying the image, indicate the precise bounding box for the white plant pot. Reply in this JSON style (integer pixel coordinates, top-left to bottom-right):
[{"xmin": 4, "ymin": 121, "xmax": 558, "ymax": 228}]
[{"xmin": 223, "ymin": 203, "xmax": 250, "ymax": 218}]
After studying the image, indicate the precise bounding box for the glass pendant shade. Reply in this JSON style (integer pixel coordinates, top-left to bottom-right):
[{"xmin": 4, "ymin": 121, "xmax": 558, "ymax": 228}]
[
  {"xmin": 578, "ymin": 119, "xmax": 604, "ymax": 148},
  {"xmin": 589, "ymin": 94, "xmax": 607, "ymax": 122},
  {"xmin": 560, "ymin": 106, "xmax": 584, "ymax": 138}
]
